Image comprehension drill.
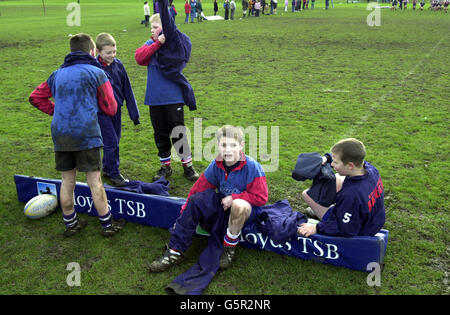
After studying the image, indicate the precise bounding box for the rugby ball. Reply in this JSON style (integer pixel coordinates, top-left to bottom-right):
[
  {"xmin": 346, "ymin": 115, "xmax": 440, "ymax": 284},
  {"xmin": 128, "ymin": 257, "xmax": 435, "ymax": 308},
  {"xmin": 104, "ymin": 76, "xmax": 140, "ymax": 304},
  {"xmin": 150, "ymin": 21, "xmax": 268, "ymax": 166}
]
[{"xmin": 24, "ymin": 194, "xmax": 58, "ymax": 219}]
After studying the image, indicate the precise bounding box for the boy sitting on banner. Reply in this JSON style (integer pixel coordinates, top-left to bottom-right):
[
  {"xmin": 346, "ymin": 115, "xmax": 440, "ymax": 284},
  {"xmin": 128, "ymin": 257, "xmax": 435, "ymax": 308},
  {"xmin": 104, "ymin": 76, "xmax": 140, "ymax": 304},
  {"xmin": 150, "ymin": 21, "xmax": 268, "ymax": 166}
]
[
  {"xmin": 298, "ymin": 138, "xmax": 385, "ymax": 238},
  {"xmin": 148, "ymin": 125, "xmax": 268, "ymax": 295}
]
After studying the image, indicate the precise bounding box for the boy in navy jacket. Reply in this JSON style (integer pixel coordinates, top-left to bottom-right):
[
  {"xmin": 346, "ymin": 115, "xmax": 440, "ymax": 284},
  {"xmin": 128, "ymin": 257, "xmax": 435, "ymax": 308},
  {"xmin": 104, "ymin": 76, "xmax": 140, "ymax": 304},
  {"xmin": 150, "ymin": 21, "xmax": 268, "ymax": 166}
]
[
  {"xmin": 148, "ymin": 126, "xmax": 268, "ymax": 293},
  {"xmin": 96, "ymin": 33, "xmax": 140, "ymax": 187},
  {"xmin": 298, "ymin": 138, "xmax": 385, "ymax": 238},
  {"xmin": 135, "ymin": 0, "xmax": 198, "ymax": 182},
  {"xmin": 29, "ymin": 33, "xmax": 126, "ymax": 237}
]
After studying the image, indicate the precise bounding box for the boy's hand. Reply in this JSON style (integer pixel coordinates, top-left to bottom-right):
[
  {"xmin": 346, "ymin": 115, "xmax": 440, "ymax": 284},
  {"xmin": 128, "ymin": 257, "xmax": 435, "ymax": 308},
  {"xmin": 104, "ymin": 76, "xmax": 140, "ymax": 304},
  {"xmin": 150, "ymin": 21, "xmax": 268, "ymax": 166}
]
[
  {"xmin": 221, "ymin": 196, "xmax": 233, "ymax": 210},
  {"xmin": 297, "ymin": 223, "xmax": 317, "ymax": 237},
  {"xmin": 158, "ymin": 34, "xmax": 166, "ymax": 44}
]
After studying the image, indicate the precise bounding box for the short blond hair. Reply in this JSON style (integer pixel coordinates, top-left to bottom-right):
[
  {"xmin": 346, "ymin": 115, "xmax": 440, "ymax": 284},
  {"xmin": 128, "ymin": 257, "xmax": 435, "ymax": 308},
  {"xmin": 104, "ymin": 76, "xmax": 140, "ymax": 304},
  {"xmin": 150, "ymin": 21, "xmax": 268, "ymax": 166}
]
[
  {"xmin": 331, "ymin": 138, "xmax": 366, "ymax": 167},
  {"xmin": 216, "ymin": 125, "xmax": 244, "ymax": 144},
  {"xmin": 150, "ymin": 13, "xmax": 161, "ymax": 24},
  {"xmin": 95, "ymin": 33, "xmax": 116, "ymax": 51}
]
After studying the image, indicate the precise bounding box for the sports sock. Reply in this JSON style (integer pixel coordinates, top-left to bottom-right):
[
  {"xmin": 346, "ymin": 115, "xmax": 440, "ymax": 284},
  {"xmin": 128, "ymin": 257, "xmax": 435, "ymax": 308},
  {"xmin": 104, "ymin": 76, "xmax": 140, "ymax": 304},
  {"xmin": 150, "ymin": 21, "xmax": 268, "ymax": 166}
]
[
  {"xmin": 181, "ymin": 156, "xmax": 193, "ymax": 166},
  {"xmin": 98, "ymin": 210, "xmax": 112, "ymax": 229},
  {"xmin": 223, "ymin": 228, "xmax": 240, "ymax": 247},
  {"xmin": 169, "ymin": 248, "xmax": 181, "ymax": 256},
  {"xmin": 63, "ymin": 211, "xmax": 78, "ymax": 228},
  {"xmin": 160, "ymin": 156, "xmax": 171, "ymax": 166}
]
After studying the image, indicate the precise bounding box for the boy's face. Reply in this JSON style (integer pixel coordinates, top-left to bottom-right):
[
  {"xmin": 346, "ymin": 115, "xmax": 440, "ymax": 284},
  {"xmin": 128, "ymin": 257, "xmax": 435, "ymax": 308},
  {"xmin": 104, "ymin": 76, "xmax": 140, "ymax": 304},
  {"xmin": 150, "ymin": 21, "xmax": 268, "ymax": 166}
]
[
  {"xmin": 97, "ymin": 45, "xmax": 116, "ymax": 66},
  {"xmin": 151, "ymin": 22, "xmax": 162, "ymax": 40},
  {"xmin": 331, "ymin": 153, "xmax": 353, "ymax": 176},
  {"xmin": 218, "ymin": 137, "xmax": 243, "ymax": 166}
]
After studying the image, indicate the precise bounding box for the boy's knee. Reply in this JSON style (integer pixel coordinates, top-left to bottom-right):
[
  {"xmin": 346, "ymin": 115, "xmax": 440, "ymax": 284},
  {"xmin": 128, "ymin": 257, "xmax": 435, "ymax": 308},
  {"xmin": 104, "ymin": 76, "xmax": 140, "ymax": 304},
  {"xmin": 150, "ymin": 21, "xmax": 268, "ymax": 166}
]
[
  {"xmin": 86, "ymin": 171, "xmax": 103, "ymax": 189},
  {"xmin": 302, "ymin": 189, "xmax": 310, "ymax": 200},
  {"xmin": 62, "ymin": 178, "xmax": 76, "ymax": 190},
  {"xmin": 231, "ymin": 199, "xmax": 251, "ymax": 218}
]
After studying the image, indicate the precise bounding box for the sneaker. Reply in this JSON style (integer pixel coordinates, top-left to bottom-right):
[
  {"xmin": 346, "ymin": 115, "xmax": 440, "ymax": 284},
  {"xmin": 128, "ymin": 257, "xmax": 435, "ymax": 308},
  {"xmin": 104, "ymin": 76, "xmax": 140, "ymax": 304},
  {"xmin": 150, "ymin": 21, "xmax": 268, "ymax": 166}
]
[
  {"xmin": 109, "ymin": 174, "xmax": 129, "ymax": 187},
  {"xmin": 153, "ymin": 165, "xmax": 173, "ymax": 181},
  {"xmin": 219, "ymin": 246, "xmax": 236, "ymax": 270},
  {"xmin": 148, "ymin": 245, "xmax": 184, "ymax": 273},
  {"xmin": 64, "ymin": 218, "xmax": 88, "ymax": 237},
  {"xmin": 102, "ymin": 218, "xmax": 127, "ymax": 237},
  {"xmin": 183, "ymin": 162, "xmax": 199, "ymax": 181}
]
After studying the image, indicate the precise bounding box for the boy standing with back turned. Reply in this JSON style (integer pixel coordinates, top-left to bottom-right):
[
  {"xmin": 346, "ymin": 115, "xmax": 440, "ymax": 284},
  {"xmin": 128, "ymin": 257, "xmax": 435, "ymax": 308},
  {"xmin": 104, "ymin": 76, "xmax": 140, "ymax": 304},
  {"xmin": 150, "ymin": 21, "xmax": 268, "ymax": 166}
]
[
  {"xmin": 298, "ymin": 138, "xmax": 385, "ymax": 238},
  {"xmin": 29, "ymin": 33, "xmax": 126, "ymax": 237}
]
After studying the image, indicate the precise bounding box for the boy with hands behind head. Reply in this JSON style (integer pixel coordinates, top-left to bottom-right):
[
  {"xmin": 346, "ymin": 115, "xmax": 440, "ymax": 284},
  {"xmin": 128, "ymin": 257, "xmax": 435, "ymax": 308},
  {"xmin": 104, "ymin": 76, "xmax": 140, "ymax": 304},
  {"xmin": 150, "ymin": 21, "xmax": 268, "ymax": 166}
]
[{"xmin": 135, "ymin": 0, "xmax": 199, "ymax": 182}]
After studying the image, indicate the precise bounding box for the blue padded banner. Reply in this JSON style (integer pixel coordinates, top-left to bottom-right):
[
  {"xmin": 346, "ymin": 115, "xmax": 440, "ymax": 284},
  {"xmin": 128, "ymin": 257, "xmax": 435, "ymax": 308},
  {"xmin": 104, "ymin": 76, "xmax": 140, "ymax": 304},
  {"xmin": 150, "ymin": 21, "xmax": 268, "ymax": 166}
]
[{"xmin": 14, "ymin": 175, "xmax": 388, "ymax": 272}]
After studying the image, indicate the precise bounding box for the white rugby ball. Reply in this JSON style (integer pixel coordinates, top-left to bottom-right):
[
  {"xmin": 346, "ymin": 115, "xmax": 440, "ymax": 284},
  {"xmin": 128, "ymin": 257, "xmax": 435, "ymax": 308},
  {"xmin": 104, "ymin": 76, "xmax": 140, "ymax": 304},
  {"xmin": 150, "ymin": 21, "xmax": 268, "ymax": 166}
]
[{"xmin": 24, "ymin": 194, "xmax": 58, "ymax": 219}]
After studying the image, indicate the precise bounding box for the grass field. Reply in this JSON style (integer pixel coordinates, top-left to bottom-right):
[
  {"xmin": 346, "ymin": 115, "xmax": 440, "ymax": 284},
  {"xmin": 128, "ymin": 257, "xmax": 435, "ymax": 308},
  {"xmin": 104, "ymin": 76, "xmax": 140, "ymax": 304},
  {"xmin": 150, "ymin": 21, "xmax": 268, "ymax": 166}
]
[{"xmin": 0, "ymin": 0, "xmax": 448, "ymax": 296}]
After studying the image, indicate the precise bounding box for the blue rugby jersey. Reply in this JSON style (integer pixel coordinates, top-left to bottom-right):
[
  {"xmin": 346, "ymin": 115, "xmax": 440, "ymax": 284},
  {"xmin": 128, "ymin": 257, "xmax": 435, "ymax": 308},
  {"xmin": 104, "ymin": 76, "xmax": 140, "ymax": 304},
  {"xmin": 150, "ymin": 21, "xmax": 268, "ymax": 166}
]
[
  {"xmin": 142, "ymin": 39, "xmax": 184, "ymax": 106},
  {"xmin": 180, "ymin": 153, "xmax": 269, "ymax": 213},
  {"xmin": 29, "ymin": 53, "xmax": 117, "ymax": 152},
  {"xmin": 97, "ymin": 57, "xmax": 140, "ymax": 124},
  {"xmin": 317, "ymin": 162, "xmax": 386, "ymax": 237}
]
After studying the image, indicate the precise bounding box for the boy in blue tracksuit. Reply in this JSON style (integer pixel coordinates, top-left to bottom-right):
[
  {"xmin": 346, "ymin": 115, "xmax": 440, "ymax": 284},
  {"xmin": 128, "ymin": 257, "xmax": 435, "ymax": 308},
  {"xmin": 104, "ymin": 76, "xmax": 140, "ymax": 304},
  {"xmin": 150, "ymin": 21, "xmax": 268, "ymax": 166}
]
[
  {"xmin": 148, "ymin": 125, "xmax": 268, "ymax": 294},
  {"xmin": 95, "ymin": 33, "xmax": 140, "ymax": 187},
  {"xmin": 135, "ymin": 0, "xmax": 199, "ymax": 182},
  {"xmin": 298, "ymin": 138, "xmax": 385, "ymax": 237}
]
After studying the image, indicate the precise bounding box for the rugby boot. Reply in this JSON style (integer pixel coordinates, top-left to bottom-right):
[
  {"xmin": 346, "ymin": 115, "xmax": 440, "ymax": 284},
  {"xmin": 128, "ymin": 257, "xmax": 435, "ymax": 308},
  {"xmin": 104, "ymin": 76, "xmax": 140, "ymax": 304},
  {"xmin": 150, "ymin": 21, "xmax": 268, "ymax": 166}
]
[
  {"xmin": 109, "ymin": 174, "xmax": 129, "ymax": 187},
  {"xmin": 183, "ymin": 162, "xmax": 199, "ymax": 181},
  {"xmin": 102, "ymin": 218, "xmax": 127, "ymax": 237},
  {"xmin": 64, "ymin": 218, "xmax": 88, "ymax": 237},
  {"xmin": 148, "ymin": 245, "xmax": 185, "ymax": 273},
  {"xmin": 153, "ymin": 164, "xmax": 173, "ymax": 181},
  {"xmin": 219, "ymin": 246, "xmax": 236, "ymax": 270}
]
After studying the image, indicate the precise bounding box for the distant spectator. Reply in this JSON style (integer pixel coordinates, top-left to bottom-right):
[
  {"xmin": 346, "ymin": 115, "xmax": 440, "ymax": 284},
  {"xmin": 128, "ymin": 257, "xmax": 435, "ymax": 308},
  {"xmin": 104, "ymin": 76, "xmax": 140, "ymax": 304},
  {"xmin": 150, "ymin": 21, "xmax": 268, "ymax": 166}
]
[
  {"xmin": 196, "ymin": 0, "xmax": 203, "ymax": 21},
  {"xmin": 143, "ymin": 1, "xmax": 150, "ymax": 27},
  {"xmin": 169, "ymin": 0, "xmax": 178, "ymax": 22},
  {"xmin": 254, "ymin": 0, "xmax": 261, "ymax": 15},
  {"xmin": 242, "ymin": 0, "xmax": 248, "ymax": 17},
  {"xmin": 190, "ymin": 0, "xmax": 197, "ymax": 23},
  {"xmin": 184, "ymin": 0, "xmax": 191, "ymax": 23},
  {"xmin": 230, "ymin": 0, "xmax": 236, "ymax": 19},
  {"xmin": 214, "ymin": 0, "xmax": 219, "ymax": 15},
  {"xmin": 224, "ymin": 0, "xmax": 230, "ymax": 20}
]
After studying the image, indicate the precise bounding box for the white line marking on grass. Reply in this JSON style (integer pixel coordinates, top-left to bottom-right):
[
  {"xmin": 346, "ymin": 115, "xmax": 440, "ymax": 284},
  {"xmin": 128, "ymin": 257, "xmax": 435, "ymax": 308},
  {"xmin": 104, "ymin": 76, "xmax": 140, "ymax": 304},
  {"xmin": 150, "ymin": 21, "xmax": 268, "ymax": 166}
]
[{"xmin": 342, "ymin": 35, "xmax": 448, "ymax": 138}]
